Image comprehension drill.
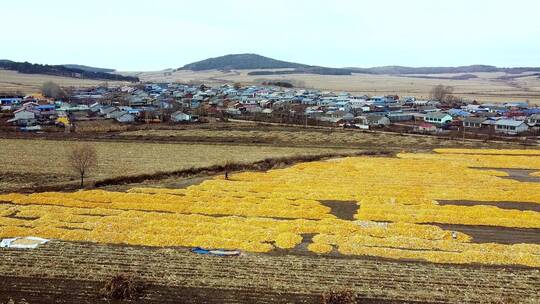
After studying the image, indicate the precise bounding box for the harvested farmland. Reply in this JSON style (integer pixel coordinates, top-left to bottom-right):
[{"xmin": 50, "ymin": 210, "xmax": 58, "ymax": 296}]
[
  {"xmin": 1, "ymin": 149, "xmax": 539, "ymax": 267},
  {"xmin": 0, "ymin": 138, "xmax": 353, "ymax": 191}
]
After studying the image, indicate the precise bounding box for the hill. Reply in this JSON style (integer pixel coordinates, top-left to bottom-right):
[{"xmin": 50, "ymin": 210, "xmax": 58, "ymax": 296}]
[
  {"xmin": 0, "ymin": 60, "xmax": 138, "ymax": 82},
  {"xmin": 350, "ymin": 65, "xmax": 540, "ymax": 75},
  {"xmin": 62, "ymin": 64, "xmax": 116, "ymax": 73},
  {"xmin": 180, "ymin": 53, "xmax": 310, "ymax": 71},
  {"xmin": 179, "ymin": 54, "xmax": 540, "ymax": 76}
]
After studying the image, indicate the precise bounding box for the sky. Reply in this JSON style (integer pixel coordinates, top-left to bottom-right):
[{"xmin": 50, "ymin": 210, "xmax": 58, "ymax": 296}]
[{"xmin": 2, "ymin": 0, "xmax": 540, "ymax": 71}]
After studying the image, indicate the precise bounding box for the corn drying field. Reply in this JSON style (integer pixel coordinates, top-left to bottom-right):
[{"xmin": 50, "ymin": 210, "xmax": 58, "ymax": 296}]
[
  {"xmin": 1, "ymin": 148, "xmax": 539, "ymax": 266},
  {"xmin": 1, "ymin": 148, "xmax": 539, "ymax": 303}
]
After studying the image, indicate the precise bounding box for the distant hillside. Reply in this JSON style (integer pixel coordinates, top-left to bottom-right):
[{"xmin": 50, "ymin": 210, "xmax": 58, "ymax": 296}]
[
  {"xmin": 179, "ymin": 54, "xmax": 540, "ymax": 76},
  {"xmin": 349, "ymin": 65, "xmax": 540, "ymax": 75},
  {"xmin": 0, "ymin": 60, "xmax": 138, "ymax": 82},
  {"xmin": 180, "ymin": 53, "xmax": 310, "ymax": 71},
  {"xmin": 62, "ymin": 64, "xmax": 116, "ymax": 73}
]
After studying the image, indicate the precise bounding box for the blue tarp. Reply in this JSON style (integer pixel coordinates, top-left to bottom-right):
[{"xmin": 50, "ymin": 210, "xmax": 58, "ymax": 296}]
[
  {"xmin": 448, "ymin": 109, "xmax": 470, "ymax": 117},
  {"xmin": 191, "ymin": 247, "xmax": 241, "ymax": 256},
  {"xmin": 524, "ymin": 108, "xmax": 540, "ymax": 115}
]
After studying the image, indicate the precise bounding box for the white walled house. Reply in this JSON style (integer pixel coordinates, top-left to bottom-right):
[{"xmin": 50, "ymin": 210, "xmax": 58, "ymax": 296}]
[
  {"xmin": 424, "ymin": 112, "xmax": 452, "ymax": 126},
  {"xmin": 495, "ymin": 119, "xmax": 528, "ymax": 135},
  {"xmin": 171, "ymin": 111, "xmax": 192, "ymax": 122},
  {"xmin": 7, "ymin": 110, "xmax": 36, "ymax": 126}
]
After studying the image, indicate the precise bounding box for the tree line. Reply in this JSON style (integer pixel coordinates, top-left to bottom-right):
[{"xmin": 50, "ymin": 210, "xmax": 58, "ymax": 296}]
[{"xmin": 0, "ymin": 61, "xmax": 139, "ymax": 82}]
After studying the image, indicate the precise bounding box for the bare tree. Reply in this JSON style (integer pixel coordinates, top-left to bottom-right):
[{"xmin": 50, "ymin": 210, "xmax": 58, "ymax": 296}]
[
  {"xmin": 68, "ymin": 144, "xmax": 98, "ymax": 188},
  {"xmin": 41, "ymin": 81, "xmax": 68, "ymax": 99},
  {"xmin": 430, "ymin": 85, "xmax": 454, "ymax": 102}
]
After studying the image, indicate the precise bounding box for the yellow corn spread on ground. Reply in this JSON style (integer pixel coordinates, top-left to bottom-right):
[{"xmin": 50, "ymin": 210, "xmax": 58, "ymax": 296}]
[{"xmin": 0, "ymin": 149, "xmax": 539, "ymax": 267}]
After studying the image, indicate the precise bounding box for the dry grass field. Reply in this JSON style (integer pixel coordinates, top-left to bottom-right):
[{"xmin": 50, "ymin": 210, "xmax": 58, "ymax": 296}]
[
  {"xmin": 0, "ymin": 138, "xmax": 352, "ymax": 192},
  {"xmin": 119, "ymin": 126, "xmax": 534, "ymax": 149},
  {"xmin": 0, "ymin": 70, "xmax": 126, "ymax": 94},
  {"xmin": 2, "ymin": 67, "xmax": 540, "ymax": 103},
  {"xmin": 131, "ymin": 69, "xmax": 540, "ymax": 103}
]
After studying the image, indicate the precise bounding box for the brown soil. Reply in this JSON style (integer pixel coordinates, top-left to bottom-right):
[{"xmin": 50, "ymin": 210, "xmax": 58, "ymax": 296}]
[
  {"xmin": 431, "ymin": 224, "xmax": 540, "ymax": 244},
  {"xmin": 0, "ymin": 276, "xmax": 425, "ymax": 304},
  {"xmin": 438, "ymin": 200, "xmax": 540, "ymax": 212},
  {"xmin": 498, "ymin": 169, "xmax": 540, "ymax": 183},
  {"xmin": 100, "ymin": 175, "xmax": 212, "ymax": 192},
  {"xmin": 475, "ymin": 168, "xmax": 540, "ymax": 183},
  {"xmin": 319, "ymin": 200, "xmax": 359, "ymax": 221}
]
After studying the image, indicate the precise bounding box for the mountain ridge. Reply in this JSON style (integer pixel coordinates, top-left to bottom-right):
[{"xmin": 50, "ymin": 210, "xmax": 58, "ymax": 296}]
[
  {"xmin": 62, "ymin": 64, "xmax": 116, "ymax": 74},
  {"xmin": 179, "ymin": 54, "xmax": 540, "ymax": 75},
  {"xmin": 0, "ymin": 60, "xmax": 138, "ymax": 82},
  {"xmin": 180, "ymin": 53, "xmax": 310, "ymax": 71}
]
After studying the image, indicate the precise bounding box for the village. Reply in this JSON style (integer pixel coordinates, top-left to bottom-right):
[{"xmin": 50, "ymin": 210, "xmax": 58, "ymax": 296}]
[{"xmin": 1, "ymin": 82, "xmax": 540, "ymax": 139}]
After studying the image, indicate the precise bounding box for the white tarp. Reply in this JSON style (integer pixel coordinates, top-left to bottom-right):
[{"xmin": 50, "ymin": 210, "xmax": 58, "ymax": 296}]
[{"xmin": 0, "ymin": 237, "xmax": 49, "ymax": 249}]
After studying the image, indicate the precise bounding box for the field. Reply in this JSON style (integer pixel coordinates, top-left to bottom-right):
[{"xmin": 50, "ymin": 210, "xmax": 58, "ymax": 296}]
[
  {"xmin": 3, "ymin": 67, "xmax": 540, "ymax": 103},
  {"xmin": 132, "ymin": 69, "xmax": 540, "ymax": 103},
  {"xmin": 0, "ymin": 138, "xmax": 353, "ymax": 192},
  {"xmin": 118, "ymin": 125, "xmax": 537, "ymax": 149},
  {"xmin": 0, "ymin": 148, "xmax": 539, "ymax": 303},
  {"xmin": 0, "ymin": 70, "xmax": 126, "ymax": 94},
  {"xmin": 5, "ymin": 123, "xmax": 533, "ymax": 192},
  {"xmin": 1, "ymin": 241, "xmax": 538, "ymax": 304}
]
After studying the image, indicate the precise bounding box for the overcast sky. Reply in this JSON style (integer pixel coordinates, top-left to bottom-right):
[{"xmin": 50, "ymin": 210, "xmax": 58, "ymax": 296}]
[{"xmin": 2, "ymin": 0, "xmax": 539, "ymax": 71}]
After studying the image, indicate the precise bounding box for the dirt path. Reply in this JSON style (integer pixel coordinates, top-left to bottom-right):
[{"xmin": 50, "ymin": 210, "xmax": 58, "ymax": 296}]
[
  {"xmin": 432, "ymin": 224, "xmax": 540, "ymax": 244},
  {"xmin": 438, "ymin": 200, "xmax": 540, "ymax": 212},
  {"xmin": 474, "ymin": 168, "xmax": 540, "ymax": 183},
  {"xmin": 499, "ymin": 169, "xmax": 540, "ymax": 183},
  {"xmin": 319, "ymin": 200, "xmax": 359, "ymax": 220}
]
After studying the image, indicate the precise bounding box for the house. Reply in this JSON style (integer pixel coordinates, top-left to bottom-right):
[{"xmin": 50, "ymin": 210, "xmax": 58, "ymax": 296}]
[
  {"xmin": 357, "ymin": 115, "xmax": 391, "ymax": 127},
  {"xmin": 36, "ymin": 105, "xmax": 57, "ymax": 118},
  {"xmin": 424, "ymin": 112, "xmax": 452, "ymax": 126},
  {"xmin": 528, "ymin": 114, "xmax": 540, "ymax": 126},
  {"xmin": 447, "ymin": 109, "xmax": 470, "ymax": 118},
  {"xmin": 115, "ymin": 113, "xmax": 135, "ymax": 123},
  {"xmin": 261, "ymin": 108, "xmax": 273, "ymax": 115},
  {"xmin": 386, "ymin": 112, "xmax": 413, "ymax": 122},
  {"xmin": 100, "ymin": 106, "xmax": 117, "ymax": 116},
  {"xmin": 225, "ymin": 108, "xmax": 242, "ymax": 116},
  {"xmin": 171, "ymin": 111, "xmax": 192, "ymax": 122},
  {"xmin": 327, "ymin": 110, "xmax": 353, "ymax": 120},
  {"xmin": 0, "ymin": 96, "xmax": 23, "ymax": 106},
  {"xmin": 495, "ymin": 119, "xmax": 529, "ymax": 135},
  {"xmin": 416, "ymin": 122, "xmax": 437, "ymax": 133},
  {"xmin": 107, "ymin": 110, "xmax": 125, "ymax": 119},
  {"xmin": 89, "ymin": 102, "xmax": 103, "ymax": 113},
  {"xmin": 462, "ymin": 117, "xmax": 486, "ymax": 128},
  {"xmin": 17, "ymin": 101, "xmax": 39, "ymax": 112},
  {"xmin": 7, "ymin": 110, "xmax": 36, "ymax": 126},
  {"xmin": 369, "ymin": 96, "xmax": 395, "ymax": 105}
]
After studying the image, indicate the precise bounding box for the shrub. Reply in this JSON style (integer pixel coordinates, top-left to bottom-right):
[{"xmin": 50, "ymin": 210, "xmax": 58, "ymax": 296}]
[
  {"xmin": 321, "ymin": 289, "xmax": 356, "ymax": 304},
  {"xmin": 100, "ymin": 273, "xmax": 144, "ymax": 300}
]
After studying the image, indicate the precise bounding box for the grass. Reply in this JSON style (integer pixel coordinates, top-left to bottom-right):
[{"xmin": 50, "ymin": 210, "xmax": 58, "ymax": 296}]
[{"xmin": 0, "ymin": 138, "xmax": 355, "ymax": 191}]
